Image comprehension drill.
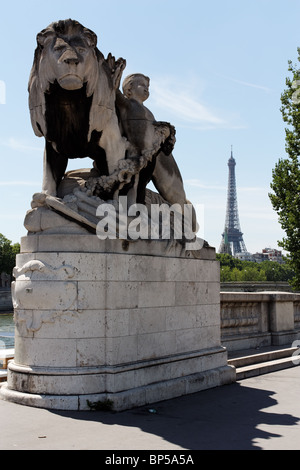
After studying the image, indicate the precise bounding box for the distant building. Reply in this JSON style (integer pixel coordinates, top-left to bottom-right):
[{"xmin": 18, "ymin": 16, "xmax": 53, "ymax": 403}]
[
  {"xmin": 262, "ymin": 248, "xmax": 284, "ymax": 264},
  {"xmin": 236, "ymin": 248, "xmax": 284, "ymax": 264},
  {"xmin": 252, "ymin": 252, "xmax": 269, "ymax": 263},
  {"xmin": 235, "ymin": 252, "xmax": 254, "ymax": 262}
]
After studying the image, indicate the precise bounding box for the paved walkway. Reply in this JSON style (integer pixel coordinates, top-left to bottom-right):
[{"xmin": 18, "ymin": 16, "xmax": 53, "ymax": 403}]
[{"xmin": 1, "ymin": 366, "xmax": 300, "ymax": 450}]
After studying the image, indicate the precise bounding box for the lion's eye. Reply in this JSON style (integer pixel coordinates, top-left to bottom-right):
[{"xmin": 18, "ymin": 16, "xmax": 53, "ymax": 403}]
[{"xmin": 76, "ymin": 47, "xmax": 86, "ymax": 54}]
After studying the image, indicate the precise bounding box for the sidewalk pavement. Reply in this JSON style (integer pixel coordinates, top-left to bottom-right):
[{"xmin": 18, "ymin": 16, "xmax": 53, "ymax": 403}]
[{"xmin": 1, "ymin": 366, "xmax": 300, "ymax": 450}]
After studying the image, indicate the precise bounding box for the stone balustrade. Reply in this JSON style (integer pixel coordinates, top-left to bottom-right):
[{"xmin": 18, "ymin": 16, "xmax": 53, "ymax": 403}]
[{"xmin": 221, "ymin": 291, "xmax": 300, "ymax": 351}]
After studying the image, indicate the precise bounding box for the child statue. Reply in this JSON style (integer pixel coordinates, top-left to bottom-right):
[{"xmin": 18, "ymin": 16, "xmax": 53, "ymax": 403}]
[
  {"xmin": 116, "ymin": 73, "xmax": 175, "ymax": 204},
  {"xmin": 116, "ymin": 73, "xmax": 197, "ymax": 232}
]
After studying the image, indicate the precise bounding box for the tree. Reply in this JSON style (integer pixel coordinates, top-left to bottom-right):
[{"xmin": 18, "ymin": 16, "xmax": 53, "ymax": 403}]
[
  {"xmin": 217, "ymin": 253, "xmax": 293, "ymax": 283},
  {"xmin": 259, "ymin": 260, "xmax": 294, "ymax": 282},
  {"xmin": 269, "ymin": 49, "xmax": 300, "ymax": 289},
  {"xmin": 238, "ymin": 267, "xmax": 267, "ymax": 282},
  {"xmin": 220, "ymin": 265, "xmax": 232, "ymax": 282},
  {"xmin": 216, "ymin": 253, "xmax": 243, "ymax": 270},
  {"xmin": 0, "ymin": 234, "xmax": 20, "ymax": 275}
]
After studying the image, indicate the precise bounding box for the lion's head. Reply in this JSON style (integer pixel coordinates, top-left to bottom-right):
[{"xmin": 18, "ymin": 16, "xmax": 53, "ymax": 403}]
[{"xmin": 28, "ymin": 19, "xmax": 105, "ymax": 137}]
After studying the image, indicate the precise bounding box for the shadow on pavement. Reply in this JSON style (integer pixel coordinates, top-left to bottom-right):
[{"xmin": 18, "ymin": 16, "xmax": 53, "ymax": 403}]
[{"xmin": 50, "ymin": 381, "xmax": 300, "ymax": 450}]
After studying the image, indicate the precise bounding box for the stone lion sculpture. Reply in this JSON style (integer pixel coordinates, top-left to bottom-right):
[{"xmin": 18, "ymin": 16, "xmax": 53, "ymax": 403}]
[
  {"xmin": 27, "ymin": 18, "xmax": 198, "ymax": 237},
  {"xmin": 28, "ymin": 19, "xmax": 127, "ymax": 196}
]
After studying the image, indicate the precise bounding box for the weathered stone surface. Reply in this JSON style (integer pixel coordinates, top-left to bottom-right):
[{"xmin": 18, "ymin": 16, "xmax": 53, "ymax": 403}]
[
  {"xmin": 220, "ymin": 291, "xmax": 300, "ymax": 350},
  {"xmin": 20, "ymin": 234, "xmax": 214, "ymax": 259},
  {"xmin": 1, "ymin": 239, "xmax": 235, "ymax": 411}
]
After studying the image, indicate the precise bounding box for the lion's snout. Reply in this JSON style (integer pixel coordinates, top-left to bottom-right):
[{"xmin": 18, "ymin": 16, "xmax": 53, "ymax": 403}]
[
  {"xmin": 57, "ymin": 50, "xmax": 84, "ymax": 90},
  {"xmin": 59, "ymin": 49, "xmax": 79, "ymax": 66}
]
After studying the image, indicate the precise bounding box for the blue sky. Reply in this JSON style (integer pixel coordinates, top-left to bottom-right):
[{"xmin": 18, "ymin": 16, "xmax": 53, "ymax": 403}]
[{"xmin": 0, "ymin": 0, "xmax": 299, "ymax": 254}]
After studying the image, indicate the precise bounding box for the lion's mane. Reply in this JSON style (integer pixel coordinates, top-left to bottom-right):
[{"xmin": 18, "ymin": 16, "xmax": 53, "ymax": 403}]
[{"xmin": 28, "ymin": 19, "xmax": 112, "ymax": 139}]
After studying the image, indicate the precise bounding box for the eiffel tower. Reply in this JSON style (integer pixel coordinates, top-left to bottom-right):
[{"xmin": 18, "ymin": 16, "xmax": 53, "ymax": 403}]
[{"xmin": 219, "ymin": 149, "xmax": 247, "ymax": 256}]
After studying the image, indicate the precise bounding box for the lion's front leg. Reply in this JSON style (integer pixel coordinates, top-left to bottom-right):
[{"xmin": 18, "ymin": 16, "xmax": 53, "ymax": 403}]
[
  {"xmin": 42, "ymin": 148, "xmax": 57, "ymax": 196},
  {"xmin": 42, "ymin": 142, "xmax": 68, "ymax": 196}
]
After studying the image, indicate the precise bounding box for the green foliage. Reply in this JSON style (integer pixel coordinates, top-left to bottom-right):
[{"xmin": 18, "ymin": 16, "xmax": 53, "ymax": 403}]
[
  {"xmin": 259, "ymin": 260, "xmax": 294, "ymax": 282},
  {"xmin": 0, "ymin": 234, "xmax": 20, "ymax": 275},
  {"xmin": 217, "ymin": 254, "xmax": 294, "ymax": 283},
  {"xmin": 269, "ymin": 49, "xmax": 300, "ymax": 289},
  {"xmin": 215, "ymin": 253, "xmax": 243, "ymax": 270}
]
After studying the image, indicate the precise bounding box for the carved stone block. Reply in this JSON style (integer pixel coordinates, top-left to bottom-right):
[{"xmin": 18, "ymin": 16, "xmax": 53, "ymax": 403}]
[{"xmin": 1, "ymin": 235, "xmax": 235, "ymax": 411}]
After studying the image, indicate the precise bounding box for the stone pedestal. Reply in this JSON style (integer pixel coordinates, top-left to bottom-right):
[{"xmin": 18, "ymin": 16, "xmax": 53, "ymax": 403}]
[{"xmin": 0, "ymin": 234, "xmax": 235, "ymax": 411}]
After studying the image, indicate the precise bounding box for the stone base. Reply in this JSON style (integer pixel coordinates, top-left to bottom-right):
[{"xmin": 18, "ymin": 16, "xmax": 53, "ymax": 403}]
[
  {"xmin": 0, "ymin": 234, "xmax": 235, "ymax": 411},
  {"xmin": 1, "ymin": 355, "xmax": 234, "ymax": 412},
  {"xmin": 271, "ymin": 330, "xmax": 299, "ymax": 346}
]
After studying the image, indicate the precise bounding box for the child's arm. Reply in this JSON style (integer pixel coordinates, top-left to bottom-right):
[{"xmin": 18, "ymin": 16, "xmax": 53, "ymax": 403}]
[{"xmin": 115, "ymin": 89, "xmax": 128, "ymax": 109}]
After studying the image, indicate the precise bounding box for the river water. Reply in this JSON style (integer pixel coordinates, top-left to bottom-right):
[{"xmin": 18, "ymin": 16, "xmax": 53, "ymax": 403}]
[{"xmin": 0, "ymin": 313, "xmax": 14, "ymax": 349}]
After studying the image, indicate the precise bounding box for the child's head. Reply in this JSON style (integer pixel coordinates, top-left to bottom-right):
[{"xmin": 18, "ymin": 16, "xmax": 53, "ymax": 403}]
[{"xmin": 122, "ymin": 73, "xmax": 150, "ymax": 101}]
